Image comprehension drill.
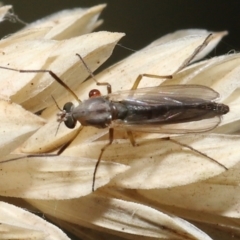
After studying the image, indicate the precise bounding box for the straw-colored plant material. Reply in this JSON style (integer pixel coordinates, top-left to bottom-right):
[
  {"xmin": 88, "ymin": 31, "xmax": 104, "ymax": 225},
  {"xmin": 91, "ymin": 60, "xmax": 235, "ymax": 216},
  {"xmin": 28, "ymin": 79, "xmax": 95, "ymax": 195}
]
[
  {"xmin": 0, "ymin": 201, "xmax": 70, "ymax": 239},
  {"xmin": 1, "ymin": 4, "xmax": 105, "ymax": 43},
  {"xmin": 25, "ymin": 4, "xmax": 106, "ymax": 40},
  {"xmin": 0, "ymin": 4, "xmax": 28, "ymax": 26},
  {"xmin": 0, "ymin": 155, "xmax": 129, "ymax": 199},
  {"xmin": 63, "ymin": 134, "xmax": 239, "ymax": 189},
  {"xmin": 27, "ymin": 195, "xmax": 213, "ymax": 240},
  {"xmin": 0, "ymin": 5, "xmax": 13, "ymax": 22},
  {"xmin": 0, "ymin": 31, "xmax": 124, "ymax": 111},
  {"xmin": 0, "ymin": 97, "xmax": 45, "ymax": 158},
  {"xmin": 0, "ymin": 3, "xmax": 240, "ymax": 240}
]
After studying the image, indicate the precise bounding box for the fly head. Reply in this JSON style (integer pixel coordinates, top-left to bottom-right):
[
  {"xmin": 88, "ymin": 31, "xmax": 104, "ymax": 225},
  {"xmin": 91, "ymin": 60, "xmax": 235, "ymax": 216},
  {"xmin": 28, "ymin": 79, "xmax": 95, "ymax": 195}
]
[{"xmin": 57, "ymin": 102, "xmax": 77, "ymax": 129}]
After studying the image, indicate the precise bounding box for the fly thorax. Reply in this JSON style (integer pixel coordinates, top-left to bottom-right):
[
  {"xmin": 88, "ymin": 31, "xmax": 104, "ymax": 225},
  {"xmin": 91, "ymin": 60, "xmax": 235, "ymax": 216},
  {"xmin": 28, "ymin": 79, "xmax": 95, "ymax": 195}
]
[{"xmin": 72, "ymin": 97, "xmax": 112, "ymax": 128}]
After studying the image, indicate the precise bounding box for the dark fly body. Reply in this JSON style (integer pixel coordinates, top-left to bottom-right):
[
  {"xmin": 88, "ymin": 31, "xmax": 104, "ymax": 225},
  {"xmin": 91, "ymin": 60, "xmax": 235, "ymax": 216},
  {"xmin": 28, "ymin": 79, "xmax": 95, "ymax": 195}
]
[{"xmin": 59, "ymin": 85, "xmax": 229, "ymax": 134}]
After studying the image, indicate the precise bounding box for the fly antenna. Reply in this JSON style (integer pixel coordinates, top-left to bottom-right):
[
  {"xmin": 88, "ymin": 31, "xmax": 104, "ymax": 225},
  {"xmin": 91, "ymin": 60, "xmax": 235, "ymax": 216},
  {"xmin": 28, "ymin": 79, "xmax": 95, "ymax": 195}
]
[
  {"xmin": 51, "ymin": 95, "xmax": 62, "ymax": 111},
  {"xmin": 51, "ymin": 95, "xmax": 62, "ymax": 136},
  {"xmin": 55, "ymin": 122, "xmax": 62, "ymax": 137}
]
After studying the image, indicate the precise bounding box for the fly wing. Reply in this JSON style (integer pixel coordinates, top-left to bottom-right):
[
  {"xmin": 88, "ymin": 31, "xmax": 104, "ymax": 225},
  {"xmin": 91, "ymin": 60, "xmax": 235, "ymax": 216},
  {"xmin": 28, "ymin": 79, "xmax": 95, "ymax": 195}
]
[
  {"xmin": 109, "ymin": 85, "xmax": 222, "ymax": 133},
  {"xmin": 108, "ymin": 84, "xmax": 220, "ymax": 102},
  {"xmin": 111, "ymin": 116, "xmax": 221, "ymax": 133}
]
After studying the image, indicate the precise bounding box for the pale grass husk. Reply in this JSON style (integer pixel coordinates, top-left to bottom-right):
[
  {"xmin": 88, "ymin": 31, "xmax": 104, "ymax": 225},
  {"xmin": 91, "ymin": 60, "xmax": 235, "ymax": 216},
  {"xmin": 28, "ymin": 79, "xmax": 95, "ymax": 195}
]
[
  {"xmin": 0, "ymin": 4, "xmax": 240, "ymax": 240},
  {"xmin": 0, "ymin": 201, "xmax": 70, "ymax": 240},
  {"xmin": 0, "ymin": 5, "xmax": 14, "ymax": 22},
  {"xmin": 27, "ymin": 195, "xmax": 214, "ymax": 240},
  {"xmin": 0, "ymin": 97, "xmax": 45, "ymax": 159},
  {"xmin": 0, "ymin": 155, "xmax": 129, "ymax": 199}
]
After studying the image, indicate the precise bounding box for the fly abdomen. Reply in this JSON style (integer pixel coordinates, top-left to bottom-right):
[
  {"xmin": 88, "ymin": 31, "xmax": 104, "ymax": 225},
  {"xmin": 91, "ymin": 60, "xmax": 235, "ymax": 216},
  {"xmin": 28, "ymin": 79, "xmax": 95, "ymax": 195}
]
[{"xmin": 198, "ymin": 102, "xmax": 229, "ymax": 115}]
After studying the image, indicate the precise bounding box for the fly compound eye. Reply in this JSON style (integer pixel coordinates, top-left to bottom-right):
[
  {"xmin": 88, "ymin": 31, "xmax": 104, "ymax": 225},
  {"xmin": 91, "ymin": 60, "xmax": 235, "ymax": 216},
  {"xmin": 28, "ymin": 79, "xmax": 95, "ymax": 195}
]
[
  {"xmin": 63, "ymin": 102, "xmax": 74, "ymax": 113},
  {"xmin": 63, "ymin": 102, "xmax": 76, "ymax": 129},
  {"xmin": 89, "ymin": 89, "xmax": 101, "ymax": 98}
]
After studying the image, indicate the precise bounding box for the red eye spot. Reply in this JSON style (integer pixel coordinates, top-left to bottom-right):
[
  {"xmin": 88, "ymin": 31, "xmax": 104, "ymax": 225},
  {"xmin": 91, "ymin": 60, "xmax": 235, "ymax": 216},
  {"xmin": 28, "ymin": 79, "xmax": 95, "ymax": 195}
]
[{"xmin": 89, "ymin": 89, "xmax": 101, "ymax": 98}]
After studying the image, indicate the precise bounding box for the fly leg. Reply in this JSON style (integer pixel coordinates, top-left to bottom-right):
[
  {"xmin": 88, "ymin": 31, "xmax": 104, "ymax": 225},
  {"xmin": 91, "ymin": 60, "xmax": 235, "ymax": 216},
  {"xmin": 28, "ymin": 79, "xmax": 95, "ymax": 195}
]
[
  {"xmin": 76, "ymin": 53, "xmax": 116, "ymax": 191},
  {"xmin": 173, "ymin": 34, "xmax": 213, "ymax": 74},
  {"xmin": 0, "ymin": 66, "xmax": 85, "ymax": 171},
  {"xmin": 128, "ymin": 70, "xmax": 172, "ymax": 147},
  {"xmin": 163, "ymin": 137, "xmax": 228, "ymax": 170},
  {"xmin": 131, "ymin": 73, "xmax": 172, "ymax": 90},
  {"xmin": 92, "ymin": 128, "xmax": 114, "ymax": 191},
  {"xmin": 128, "ymin": 73, "xmax": 172, "ymax": 148},
  {"xmin": 0, "ymin": 66, "xmax": 81, "ymax": 103},
  {"xmin": 0, "ymin": 126, "xmax": 83, "ymax": 163},
  {"xmin": 75, "ymin": 53, "xmax": 112, "ymax": 94},
  {"xmin": 0, "ymin": 66, "xmax": 84, "ymax": 155},
  {"xmin": 130, "ymin": 34, "xmax": 213, "ymax": 91},
  {"xmin": 126, "ymin": 130, "xmax": 137, "ymax": 146}
]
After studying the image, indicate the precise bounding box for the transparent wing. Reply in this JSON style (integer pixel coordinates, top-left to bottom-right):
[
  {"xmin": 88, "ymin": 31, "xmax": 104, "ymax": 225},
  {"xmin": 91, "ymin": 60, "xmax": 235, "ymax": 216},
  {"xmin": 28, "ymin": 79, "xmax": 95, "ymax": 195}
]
[
  {"xmin": 108, "ymin": 84, "xmax": 220, "ymax": 102},
  {"xmin": 108, "ymin": 85, "xmax": 223, "ymax": 133},
  {"xmin": 111, "ymin": 116, "xmax": 221, "ymax": 134}
]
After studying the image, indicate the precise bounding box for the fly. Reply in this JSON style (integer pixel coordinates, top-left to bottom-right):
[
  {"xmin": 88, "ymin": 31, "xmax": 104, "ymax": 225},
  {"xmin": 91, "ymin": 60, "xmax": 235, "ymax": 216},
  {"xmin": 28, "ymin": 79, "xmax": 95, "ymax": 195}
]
[
  {"xmin": 58, "ymin": 65, "xmax": 229, "ymax": 192},
  {"xmin": 0, "ymin": 35, "xmax": 230, "ymax": 191}
]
